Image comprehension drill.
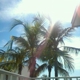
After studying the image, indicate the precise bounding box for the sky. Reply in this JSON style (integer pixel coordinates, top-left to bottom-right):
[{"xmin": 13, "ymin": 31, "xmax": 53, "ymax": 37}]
[{"xmin": 0, "ymin": 0, "xmax": 80, "ymax": 77}]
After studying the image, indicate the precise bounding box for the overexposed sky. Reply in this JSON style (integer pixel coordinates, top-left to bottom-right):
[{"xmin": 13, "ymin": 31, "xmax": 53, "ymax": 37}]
[{"xmin": 0, "ymin": 0, "xmax": 80, "ymax": 23}]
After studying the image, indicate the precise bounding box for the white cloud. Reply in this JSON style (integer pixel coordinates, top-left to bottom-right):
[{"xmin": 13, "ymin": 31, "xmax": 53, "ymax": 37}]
[{"xmin": 0, "ymin": 0, "xmax": 20, "ymax": 20}]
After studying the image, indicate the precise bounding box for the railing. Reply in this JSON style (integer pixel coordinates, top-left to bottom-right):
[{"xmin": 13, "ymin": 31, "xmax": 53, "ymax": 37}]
[{"xmin": 0, "ymin": 69, "xmax": 80, "ymax": 80}]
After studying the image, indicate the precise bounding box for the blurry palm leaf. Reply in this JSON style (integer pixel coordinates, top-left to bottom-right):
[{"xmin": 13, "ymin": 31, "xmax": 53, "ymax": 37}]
[
  {"xmin": 33, "ymin": 63, "xmax": 47, "ymax": 77},
  {"xmin": 4, "ymin": 40, "xmax": 13, "ymax": 50},
  {"xmin": 57, "ymin": 50, "xmax": 74, "ymax": 72},
  {"xmin": 11, "ymin": 36, "xmax": 29, "ymax": 49},
  {"xmin": 10, "ymin": 19, "xmax": 23, "ymax": 31},
  {"xmin": 64, "ymin": 46, "xmax": 80, "ymax": 54}
]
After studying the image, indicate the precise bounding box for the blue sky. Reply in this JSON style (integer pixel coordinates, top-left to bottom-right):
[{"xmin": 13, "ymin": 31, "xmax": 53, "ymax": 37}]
[{"xmin": 0, "ymin": 0, "xmax": 80, "ymax": 77}]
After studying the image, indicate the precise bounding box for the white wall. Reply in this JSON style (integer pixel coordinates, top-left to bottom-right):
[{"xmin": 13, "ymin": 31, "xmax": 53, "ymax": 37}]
[{"xmin": 21, "ymin": 66, "xmax": 30, "ymax": 77}]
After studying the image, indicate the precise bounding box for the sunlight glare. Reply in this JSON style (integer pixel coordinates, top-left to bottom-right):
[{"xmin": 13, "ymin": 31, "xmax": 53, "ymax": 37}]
[{"xmin": 12, "ymin": 0, "xmax": 80, "ymax": 23}]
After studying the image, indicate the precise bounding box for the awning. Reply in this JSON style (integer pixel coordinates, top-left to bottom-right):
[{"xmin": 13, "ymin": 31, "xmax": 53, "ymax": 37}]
[{"xmin": 71, "ymin": 5, "xmax": 80, "ymax": 27}]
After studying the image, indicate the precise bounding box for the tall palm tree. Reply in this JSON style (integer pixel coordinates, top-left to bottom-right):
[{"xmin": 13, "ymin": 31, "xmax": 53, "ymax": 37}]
[
  {"xmin": 8, "ymin": 15, "xmax": 47, "ymax": 77},
  {"xmin": 9, "ymin": 15, "xmax": 78, "ymax": 78},
  {"xmin": 34, "ymin": 15, "xmax": 75, "ymax": 78},
  {"xmin": 16, "ymin": 16, "xmax": 75, "ymax": 78},
  {"xmin": 48, "ymin": 22, "xmax": 75, "ymax": 78}
]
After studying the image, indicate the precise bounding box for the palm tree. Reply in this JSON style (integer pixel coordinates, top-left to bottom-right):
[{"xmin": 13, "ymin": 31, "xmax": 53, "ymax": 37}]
[
  {"xmin": 14, "ymin": 16, "xmax": 75, "ymax": 78},
  {"xmin": 0, "ymin": 48, "xmax": 27, "ymax": 74},
  {"xmin": 0, "ymin": 49, "xmax": 17, "ymax": 72},
  {"xmin": 8, "ymin": 15, "xmax": 47, "ymax": 77},
  {"xmin": 47, "ymin": 22, "xmax": 75, "ymax": 78},
  {"xmin": 8, "ymin": 15, "xmax": 78, "ymax": 78},
  {"xmin": 0, "ymin": 44, "xmax": 47, "ymax": 77},
  {"xmin": 39, "ymin": 39, "xmax": 74, "ymax": 78},
  {"xmin": 34, "ymin": 16, "xmax": 75, "ymax": 78}
]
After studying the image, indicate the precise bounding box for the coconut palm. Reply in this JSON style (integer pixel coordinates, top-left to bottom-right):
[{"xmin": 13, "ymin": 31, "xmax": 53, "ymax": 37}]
[
  {"xmin": 35, "ymin": 22, "xmax": 76, "ymax": 80},
  {"xmin": 39, "ymin": 40, "xmax": 74, "ymax": 78},
  {"xmin": 0, "ymin": 49, "xmax": 17, "ymax": 72},
  {"xmin": 0, "ymin": 45, "xmax": 47, "ymax": 77},
  {"xmin": 15, "ymin": 16, "xmax": 75, "ymax": 78},
  {"xmin": 34, "ymin": 16, "xmax": 75, "ymax": 78},
  {"xmin": 8, "ymin": 15, "xmax": 77, "ymax": 78},
  {"xmin": 48, "ymin": 22, "xmax": 74, "ymax": 78},
  {"xmin": 8, "ymin": 15, "xmax": 47, "ymax": 77},
  {"xmin": 0, "ymin": 47, "xmax": 27, "ymax": 74}
]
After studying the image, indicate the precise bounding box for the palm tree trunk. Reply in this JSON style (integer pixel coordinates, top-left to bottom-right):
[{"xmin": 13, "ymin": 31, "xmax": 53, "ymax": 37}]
[
  {"xmin": 29, "ymin": 57, "xmax": 36, "ymax": 77},
  {"xmin": 54, "ymin": 56, "xmax": 58, "ymax": 80},
  {"xmin": 48, "ymin": 65, "xmax": 52, "ymax": 80},
  {"xmin": 18, "ymin": 64, "xmax": 23, "ymax": 80},
  {"xmin": 18, "ymin": 64, "xmax": 22, "ymax": 75}
]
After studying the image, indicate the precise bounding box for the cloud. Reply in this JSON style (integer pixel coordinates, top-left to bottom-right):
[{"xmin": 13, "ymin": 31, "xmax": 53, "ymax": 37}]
[
  {"xmin": 0, "ymin": 0, "xmax": 20, "ymax": 10},
  {"xmin": 0, "ymin": 0, "xmax": 21, "ymax": 20}
]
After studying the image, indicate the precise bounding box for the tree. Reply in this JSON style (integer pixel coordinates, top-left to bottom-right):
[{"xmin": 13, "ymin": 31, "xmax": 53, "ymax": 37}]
[
  {"xmin": 0, "ymin": 42, "xmax": 47, "ymax": 77},
  {"xmin": 0, "ymin": 47, "xmax": 28, "ymax": 74},
  {"xmin": 48, "ymin": 22, "xmax": 75, "ymax": 78},
  {"xmin": 0, "ymin": 49, "xmax": 17, "ymax": 72},
  {"xmin": 39, "ymin": 39, "xmax": 74, "ymax": 78},
  {"xmin": 8, "ymin": 15, "xmax": 47, "ymax": 77},
  {"xmin": 1, "ymin": 14, "xmax": 78, "ymax": 78},
  {"xmin": 31, "ymin": 19, "xmax": 77, "ymax": 80}
]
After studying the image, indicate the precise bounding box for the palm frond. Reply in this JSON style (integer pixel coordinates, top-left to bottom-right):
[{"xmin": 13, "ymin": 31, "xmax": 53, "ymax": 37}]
[
  {"xmin": 0, "ymin": 49, "xmax": 10, "ymax": 61},
  {"xmin": 58, "ymin": 27, "xmax": 75, "ymax": 42},
  {"xmin": 64, "ymin": 46, "xmax": 80, "ymax": 54},
  {"xmin": 34, "ymin": 63, "xmax": 47, "ymax": 77},
  {"xmin": 33, "ymin": 14, "xmax": 48, "ymax": 34},
  {"xmin": 0, "ymin": 61, "xmax": 17, "ymax": 72},
  {"xmin": 3, "ymin": 40, "xmax": 13, "ymax": 50},
  {"xmin": 58, "ymin": 65, "xmax": 69, "ymax": 77},
  {"xmin": 11, "ymin": 36, "xmax": 29, "ymax": 49},
  {"xmin": 58, "ymin": 50, "xmax": 74, "ymax": 72},
  {"xmin": 0, "ymin": 49, "xmax": 5, "ymax": 53},
  {"xmin": 51, "ymin": 21, "xmax": 63, "ymax": 39},
  {"xmin": 10, "ymin": 19, "xmax": 23, "ymax": 31}
]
